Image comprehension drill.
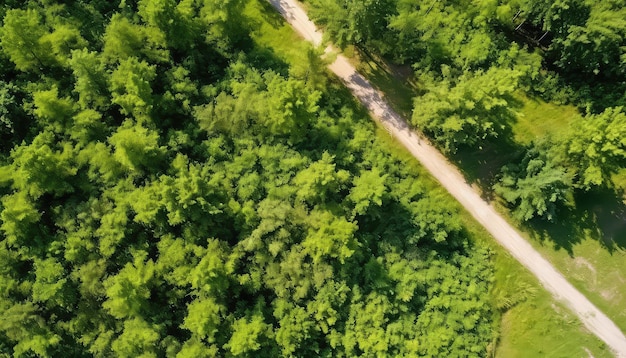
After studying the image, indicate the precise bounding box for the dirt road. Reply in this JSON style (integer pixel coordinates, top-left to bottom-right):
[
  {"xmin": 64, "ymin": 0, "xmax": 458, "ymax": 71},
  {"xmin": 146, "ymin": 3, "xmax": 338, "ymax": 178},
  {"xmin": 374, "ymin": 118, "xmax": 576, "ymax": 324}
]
[{"xmin": 267, "ymin": 0, "xmax": 626, "ymax": 356}]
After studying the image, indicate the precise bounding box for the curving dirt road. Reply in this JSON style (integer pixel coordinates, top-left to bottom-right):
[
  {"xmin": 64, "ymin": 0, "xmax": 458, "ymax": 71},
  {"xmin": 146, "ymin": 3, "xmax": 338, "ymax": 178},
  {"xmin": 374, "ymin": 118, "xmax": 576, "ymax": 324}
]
[{"xmin": 267, "ymin": 0, "xmax": 626, "ymax": 356}]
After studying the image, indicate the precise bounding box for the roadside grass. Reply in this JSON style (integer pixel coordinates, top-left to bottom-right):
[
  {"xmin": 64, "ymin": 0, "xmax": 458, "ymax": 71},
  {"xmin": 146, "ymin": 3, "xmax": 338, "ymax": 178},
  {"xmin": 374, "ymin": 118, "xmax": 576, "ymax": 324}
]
[
  {"xmin": 248, "ymin": 0, "xmax": 617, "ymax": 355},
  {"xmin": 511, "ymin": 94, "xmax": 580, "ymax": 145},
  {"xmin": 515, "ymin": 194, "xmax": 626, "ymax": 334},
  {"xmin": 489, "ymin": 239, "xmax": 612, "ymax": 358},
  {"xmin": 244, "ymin": 0, "xmax": 313, "ymax": 68}
]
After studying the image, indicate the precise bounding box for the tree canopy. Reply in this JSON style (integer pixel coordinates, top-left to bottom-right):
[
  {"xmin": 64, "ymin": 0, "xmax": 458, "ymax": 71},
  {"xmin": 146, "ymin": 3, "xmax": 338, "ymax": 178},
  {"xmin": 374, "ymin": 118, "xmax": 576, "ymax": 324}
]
[{"xmin": 0, "ymin": 0, "xmax": 498, "ymax": 356}]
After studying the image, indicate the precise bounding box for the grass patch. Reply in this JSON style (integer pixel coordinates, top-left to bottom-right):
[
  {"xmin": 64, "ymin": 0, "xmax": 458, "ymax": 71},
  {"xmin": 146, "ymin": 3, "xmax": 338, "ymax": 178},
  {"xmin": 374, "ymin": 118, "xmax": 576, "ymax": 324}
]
[
  {"xmin": 512, "ymin": 94, "xmax": 580, "ymax": 145},
  {"xmin": 244, "ymin": 0, "xmax": 313, "ymax": 66},
  {"xmin": 490, "ymin": 242, "xmax": 612, "ymax": 358},
  {"xmin": 519, "ymin": 206, "xmax": 626, "ymax": 334}
]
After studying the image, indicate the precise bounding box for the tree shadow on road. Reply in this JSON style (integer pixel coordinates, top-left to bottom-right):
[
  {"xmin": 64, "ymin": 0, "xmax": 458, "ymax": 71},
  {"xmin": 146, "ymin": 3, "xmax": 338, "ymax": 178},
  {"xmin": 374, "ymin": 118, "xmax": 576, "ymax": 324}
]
[{"xmin": 448, "ymin": 138, "xmax": 523, "ymax": 202}]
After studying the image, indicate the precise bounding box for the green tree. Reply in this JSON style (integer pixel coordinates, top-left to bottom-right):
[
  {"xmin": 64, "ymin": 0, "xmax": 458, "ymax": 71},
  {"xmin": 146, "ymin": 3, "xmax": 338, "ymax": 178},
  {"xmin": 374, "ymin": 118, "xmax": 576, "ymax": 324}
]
[
  {"xmin": 0, "ymin": 8, "xmax": 57, "ymax": 71},
  {"xmin": 0, "ymin": 1, "xmax": 501, "ymax": 356},
  {"xmin": 567, "ymin": 107, "xmax": 626, "ymax": 189},
  {"xmin": 162, "ymin": 65, "xmax": 199, "ymax": 113},
  {"xmin": 543, "ymin": 0, "xmax": 590, "ymax": 37},
  {"xmin": 109, "ymin": 57, "xmax": 156, "ymax": 121},
  {"xmin": 303, "ymin": 210, "xmax": 358, "ymax": 264},
  {"xmin": 259, "ymin": 72, "xmax": 321, "ymax": 142},
  {"xmin": 111, "ymin": 318, "xmax": 161, "ymax": 358},
  {"xmin": 31, "ymin": 258, "xmax": 69, "ymax": 307},
  {"xmin": 198, "ymin": 0, "xmax": 246, "ymax": 51},
  {"xmin": 343, "ymin": 290, "xmax": 392, "ymax": 356},
  {"xmin": 102, "ymin": 253, "xmax": 156, "ymax": 319},
  {"xmin": 494, "ymin": 145, "xmax": 573, "ymax": 221},
  {"xmin": 388, "ymin": 0, "xmax": 498, "ymax": 67},
  {"xmin": 102, "ymin": 13, "xmax": 169, "ymax": 64},
  {"xmin": 289, "ymin": 46, "xmax": 330, "ymax": 91},
  {"xmin": 0, "ymin": 81, "xmax": 28, "ymax": 149},
  {"xmin": 308, "ymin": 0, "xmax": 396, "ymax": 53},
  {"xmin": 9, "ymin": 132, "xmax": 77, "ymax": 198},
  {"xmin": 40, "ymin": 23, "xmax": 88, "ymax": 67},
  {"xmin": 348, "ymin": 167, "xmax": 387, "ymax": 217},
  {"xmin": 0, "ymin": 191, "xmax": 41, "ymax": 246},
  {"xmin": 413, "ymin": 66, "xmax": 521, "ymax": 152},
  {"xmin": 552, "ymin": 10, "xmax": 626, "ymax": 77},
  {"xmin": 293, "ymin": 152, "xmax": 350, "ymax": 205},
  {"xmin": 32, "ymin": 86, "xmax": 77, "ymax": 134},
  {"xmin": 177, "ymin": 338, "xmax": 218, "ymax": 358},
  {"xmin": 0, "ymin": 303, "xmax": 61, "ymax": 357},
  {"xmin": 188, "ymin": 239, "xmax": 229, "ymax": 295},
  {"xmin": 95, "ymin": 197, "xmax": 130, "ymax": 258},
  {"xmin": 137, "ymin": 0, "xmax": 200, "ymax": 51},
  {"xmin": 108, "ymin": 120, "xmax": 165, "ymax": 173},
  {"xmin": 182, "ymin": 297, "xmax": 224, "ymax": 343},
  {"xmin": 77, "ymin": 142, "xmax": 126, "ymax": 184},
  {"xmin": 70, "ymin": 109, "xmax": 106, "ymax": 144},
  {"xmin": 224, "ymin": 311, "xmax": 271, "ymax": 356},
  {"xmin": 69, "ymin": 49, "xmax": 110, "ymax": 110}
]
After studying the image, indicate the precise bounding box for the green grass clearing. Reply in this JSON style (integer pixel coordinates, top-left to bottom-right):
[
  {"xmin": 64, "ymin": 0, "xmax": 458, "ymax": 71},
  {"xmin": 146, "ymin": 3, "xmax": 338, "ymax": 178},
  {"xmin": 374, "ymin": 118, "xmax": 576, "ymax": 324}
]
[
  {"xmin": 490, "ymin": 241, "xmax": 612, "ymax": 358},
  {"xmin": 512, "ymin": 94, "xmax": 580, "ymax": 145}
]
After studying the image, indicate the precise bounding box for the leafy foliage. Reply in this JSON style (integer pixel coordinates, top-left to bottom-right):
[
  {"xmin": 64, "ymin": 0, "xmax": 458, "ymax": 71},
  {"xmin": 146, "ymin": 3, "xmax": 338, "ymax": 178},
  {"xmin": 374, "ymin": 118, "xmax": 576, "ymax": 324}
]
[
  {"xmin": 566, "ymin": 107, "xmax": 626, "ymax": 189},
  {"xmin": 0, "ymin": 0, "xmax": 498, "ymax": 357},
  {"xmin": 413, "ymin": 66, "xmax": 521, "ymax": 152},
  {"xmin": 494, "ymin": 145, "xmax": 573, "ymax": 221}
]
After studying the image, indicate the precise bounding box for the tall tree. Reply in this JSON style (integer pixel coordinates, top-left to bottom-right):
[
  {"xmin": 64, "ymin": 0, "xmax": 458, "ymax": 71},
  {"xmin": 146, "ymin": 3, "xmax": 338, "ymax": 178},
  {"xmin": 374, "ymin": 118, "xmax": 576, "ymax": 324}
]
[
  {"xmin": 69, "ymin": 49, "xmax": 110, "ymax": 110},
  {"xmin": 567, "ymin": 107, "xmax": 626, "ymax": 189},
  {"xmin": 109, "ymin": 57, "xmax": 156, "ymax": 121},
  {"xmin": 102, "ymin": 13, "xmax": 169, "ymax": 64},
  {"xmin": 413, "ymin": 66, "xmax": 521, "ymax": 152},
  {"xmin": 494, "ymin": 145, "xmax": 573, "ymax": 221},
  {"xmin": 0, "ymin": 8, "xmax": 58, "ymax": 71},
  {"xmin": 108, "ymin": 120, "xmax": 165, "ymax": 174}
]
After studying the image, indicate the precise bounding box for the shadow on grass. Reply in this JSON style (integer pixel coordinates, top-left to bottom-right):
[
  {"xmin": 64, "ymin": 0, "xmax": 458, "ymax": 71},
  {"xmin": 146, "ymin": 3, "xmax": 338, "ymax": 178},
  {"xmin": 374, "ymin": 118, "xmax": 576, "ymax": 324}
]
[
  {"xmin": 575, "ymin": 188, "xmax": 626, "ymax": 252},
  {"xmin": 523, "ymin": 187, "xmax": 626, "ymax": 256},
  {"xmin": 448, "ymin": 139, "xmax": 523, "ymax": 201},
  {"xmin": 256, "ymin": 0, "xmax": 288, "ymax": 30},
  {"xmin": 441, "ymin": 121, "xmax": 626, "ymax": 256}
]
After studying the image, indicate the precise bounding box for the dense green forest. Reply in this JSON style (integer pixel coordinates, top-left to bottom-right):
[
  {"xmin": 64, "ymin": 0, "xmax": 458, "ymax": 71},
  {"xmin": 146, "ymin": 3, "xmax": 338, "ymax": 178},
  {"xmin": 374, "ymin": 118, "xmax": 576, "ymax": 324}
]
[
  {"xmin": 306, "ymin": 0, "xmax": 626, "ymax": 222},
  {"xmin": 0, "ymin": 0, "xmax": 506, "ymax": 356}
]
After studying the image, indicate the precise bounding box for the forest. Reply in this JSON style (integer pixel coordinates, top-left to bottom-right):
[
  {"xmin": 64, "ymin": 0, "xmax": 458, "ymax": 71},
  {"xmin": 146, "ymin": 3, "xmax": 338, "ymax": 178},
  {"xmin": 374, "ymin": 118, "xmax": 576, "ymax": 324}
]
[
  {"xmin": 0, "ymin": 0, "xmax": 508, "ymax": 356},
  {"xmin": 306, "ymin": 0, "xmax": 626, "ymax": 222}
]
